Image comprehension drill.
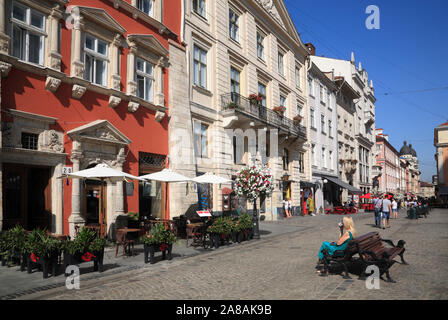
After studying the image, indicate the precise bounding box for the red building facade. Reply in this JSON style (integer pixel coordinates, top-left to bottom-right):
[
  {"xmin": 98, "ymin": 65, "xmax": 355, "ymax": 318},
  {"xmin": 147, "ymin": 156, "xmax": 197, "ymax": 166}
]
[{"xmin": 0, "ymin": 0, "xmax": 182, "ymax": 236}]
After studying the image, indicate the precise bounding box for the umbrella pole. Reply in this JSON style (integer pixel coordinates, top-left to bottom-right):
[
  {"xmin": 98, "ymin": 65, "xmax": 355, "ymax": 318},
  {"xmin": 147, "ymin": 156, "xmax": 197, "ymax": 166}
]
[{"xmin": 100, "ymin": 178, "xmax": 104, "ymax": 238}]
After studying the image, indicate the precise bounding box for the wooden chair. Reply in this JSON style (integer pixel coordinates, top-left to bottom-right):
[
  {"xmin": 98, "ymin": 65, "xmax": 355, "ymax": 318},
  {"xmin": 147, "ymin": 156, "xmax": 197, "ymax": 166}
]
[
  {"xmin": 186, "ymin": 224, "xmax": 203, "ymax": 247},
  {"xmin": 115, "ymin": 228, "xmax": 135, "ymax": 257}
]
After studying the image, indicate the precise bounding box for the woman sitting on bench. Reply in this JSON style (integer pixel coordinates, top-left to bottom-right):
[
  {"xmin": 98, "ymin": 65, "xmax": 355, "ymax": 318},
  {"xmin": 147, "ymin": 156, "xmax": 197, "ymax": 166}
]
[{"xmin": 316, "ymin": 217, "xmax": 356, "ymax": 274}]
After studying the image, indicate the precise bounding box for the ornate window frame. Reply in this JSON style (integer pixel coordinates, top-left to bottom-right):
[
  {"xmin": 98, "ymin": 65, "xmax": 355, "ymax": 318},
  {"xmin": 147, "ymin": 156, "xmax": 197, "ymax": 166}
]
[
  {"xmin": 69, "ymin": 6, "xmax": 126, "ymax": 99},
  {"xmin": 126, "ymin": 34, "xmax": 168, "ymax": 113}
]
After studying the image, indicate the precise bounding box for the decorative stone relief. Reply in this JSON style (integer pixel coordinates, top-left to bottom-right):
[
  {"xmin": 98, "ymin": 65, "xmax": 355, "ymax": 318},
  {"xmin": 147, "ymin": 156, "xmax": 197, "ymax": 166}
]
[
  {"xmin": 109, "ymin": 95, "xmax": 121, "ymax": 108},
  {"xmin": 45, "ymin": 76, "xmax": 62, "ymax": 93},
  {"xmin": 49, "ymin": 52, "xmax": 62, "ymax": 70},
  {"xmin": 0, "ymin": 34, "xmax": 10, "ymax": 55},
  {"xmin": 39, "ymin": 130, "xmax": 64, "ymax": 153},
  {"xmin": 154, "ymin": 110, "xmax": 165, "ymax": 122},
  {"xmin": 111, "ymin": 74, "xmax": 121, "ymax": 91},
  {"xmin": 255, "ymin": 0, "xmax": 285, "ymax": 28},
  {"xmin": 72, "ymin": 60, "xmax": 84, "ymax": 78},
  {"xmin": 128, "ymin": 101, "xmax": 139, "ymax": 113},
  {"xmin": 72, "ymin": 84, "xmax": 87, "ymax": 99},
  {"xmin": 127, "ymin": 80, "xmax": 137, "ymax": 96},
  {"xmin": 0, "ymin": 61, "xmax": 12, "ymax": 78},
  {"xmin": 155, "ymin": 92, "xmax": 165, "ymax": 107}
]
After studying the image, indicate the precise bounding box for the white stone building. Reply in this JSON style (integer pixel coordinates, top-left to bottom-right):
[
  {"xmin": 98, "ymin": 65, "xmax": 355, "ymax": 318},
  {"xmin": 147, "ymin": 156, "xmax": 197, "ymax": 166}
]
[
  {"xmin": 311, "ymin": 52, "xmax": 380, "ymax": 199},
  {"xmin": 169, "ymin": 0, "xmax": 311, "ymax": 220}
]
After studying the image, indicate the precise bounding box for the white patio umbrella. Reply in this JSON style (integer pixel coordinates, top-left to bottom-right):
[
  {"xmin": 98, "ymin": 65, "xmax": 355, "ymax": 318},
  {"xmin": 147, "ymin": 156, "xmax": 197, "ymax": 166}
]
[
  {"xmin": 192, "ymin": 172, "xmax": 232, "ymax": 213},
  {"xmin": 140, "ymin": 169, "xmax": 191, "ymax": 220},
  {"xmin": 191, "ymin": 172, "xmax": 232, "ymax": 184},
  {"xmin": 60, "ymin": 163, "xmax": 144, "ymax": 238}
]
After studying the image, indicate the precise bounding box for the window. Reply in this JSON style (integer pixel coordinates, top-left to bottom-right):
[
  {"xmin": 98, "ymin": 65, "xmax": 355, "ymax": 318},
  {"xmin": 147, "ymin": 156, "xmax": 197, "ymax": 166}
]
[
  {"xmin": 194, "ymin": 121, "xmax": 208, "ymax": 158},
  {"xmin": 321, "ymin": 115, "xmax": 325, "ymax": 133},
  {"xmin": 322, "ymin": 147, "xmax": 326, "ymax": 168},
  {"xmin": 230, "ymin": 66, "xmax": 240, "ymax": 103},
  {"xmin": 138, "ymin": 0, "xmax": 154, "ymax": 17},
  {"xmin": 282, "ymin": 148, "xmax": 289, "ymax": 170},
  {"xmin": 328, "ymin": 120, "xmax": 333, "ymax": 137},
  {"xmin": 295, "ymin": 66, "xmax": 301, "ymax": 88},
  {"xmin": 298, "ymin": 152, "xmax": 304, "ymax": 173},
  {"xmin": 256, "ymin": 31, "xmax": 264, "ymax": 60},
  {"xmin": 278, "ymin": 51, "xmax": 284, "ymax": 76},
  {"xmin": 308, "ymin": 78, "xmax": 314, "ymax": 96},
  {"xmin": 21, "ymin": 132, "xmax": 38, "ymax": 150},
  {"xmin": 297, "ymin": 102, "xmax": 303, "ymax": 116},
  {"xmin": 193, "ymin": 0, "xmax": 206, "ymax": 18},
  {"xmin": 136, "ymin": 57, "xmax": 154, "ymax": 102},
  {"xmin": 83, "ymin": 34, "xmax": 108, "ymax": 86},
  {"xmin": 329, "ymin": 151, "xmax": 333, "ymax": 170},
  {"xmin": 229, "ymin": 9, "xmax": 239, "ymax": 42},
  {"xmin": 193, "ymin": 45, "xmax": 207, "ymax": 88},
  {"xmin": 320, "ymin": 85, "xmax": 324, "ymax": 103},
  {"xmin": 327, "ymin": 91, "xmax": 331, "ymax": 107},
  {"xmin": 310, "ymin": 109, "xmax": 315, "ymax": 128},
  {"xmin": 10, "ymin": 2, "xmax": 45, "ymax": 65},
  {"xmin": 280, "ymin": 95, "xmax": 286, "ymax": 107},
  {"xmin": 258, "ymin": 82, "xmax": 266, "ymax": 108},
  {"xmin": 311, "ymin": 144, "xmax": 316, "ymax": 165}
]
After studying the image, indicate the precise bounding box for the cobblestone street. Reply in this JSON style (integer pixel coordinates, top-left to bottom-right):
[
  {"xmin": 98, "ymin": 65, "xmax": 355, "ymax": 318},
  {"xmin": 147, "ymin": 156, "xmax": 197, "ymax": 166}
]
[{"xmin": 9, "ymin": 209, "xmax": 447, "ymax": 300}]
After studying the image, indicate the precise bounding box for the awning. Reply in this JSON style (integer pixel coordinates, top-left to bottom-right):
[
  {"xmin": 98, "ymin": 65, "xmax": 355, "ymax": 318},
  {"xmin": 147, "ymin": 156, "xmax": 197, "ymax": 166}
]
[
  {"xmin": 300, "ymin": 181, "xmax": 316, "ymax": 188},
  {"xmin": 323, "ymin": 175, "xmax": 363, "ymax": 194},
  {"xmin": 439, "ymin": 186, "xmax": 448, "ymax": 196}
]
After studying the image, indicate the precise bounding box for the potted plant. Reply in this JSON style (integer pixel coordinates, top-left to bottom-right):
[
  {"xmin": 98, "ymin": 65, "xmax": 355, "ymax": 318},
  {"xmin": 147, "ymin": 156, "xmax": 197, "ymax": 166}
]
[
  {"xmin": 207, "ymin": 217, "xmax": 232, "ymax": 248},
  {"xmin": 24, "ymin": 229, "xmax": 62, "ymax": 279},
  {"xmin": 227, "ymin": 101, "xmax": 239, "ymax": 110},
  {"xmin": 273, "ymin": 106, "xmax": 286, "ymax": 117},
  {"xmin": 236, "ymin": 213, "xmax": 254, "ymax": 241},
  {"xmin": 1, "ymin": 226, "xmax": 28, "ymax": 269},
  {"xmin": 140, "ymin": 223, "xmax": 177, "ymax": 264},
  {"xmin": 293, "ymin": 115, "xmax": 302, "ymax": 126},
  {"xmin": 62, "ymin": 227, "xmax": 106, "ymax": 275},
  {"xmin": 248, "ymin": 93, "xmax": 263, "ymax": 106},
  {"xmin": 127, "ymin": 211, "xmax": 140, "ymax": 229}
]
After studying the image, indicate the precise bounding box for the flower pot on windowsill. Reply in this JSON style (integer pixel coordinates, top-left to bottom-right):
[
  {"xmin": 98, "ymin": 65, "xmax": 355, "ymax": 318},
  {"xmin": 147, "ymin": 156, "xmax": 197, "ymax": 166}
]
[
  {"xmin": 227, "ymin": 102, "xmax": 239, "ymax": 110},
  {"xmin": 293, "ymin": 116, "xmax": 302, "ymax": 126}
]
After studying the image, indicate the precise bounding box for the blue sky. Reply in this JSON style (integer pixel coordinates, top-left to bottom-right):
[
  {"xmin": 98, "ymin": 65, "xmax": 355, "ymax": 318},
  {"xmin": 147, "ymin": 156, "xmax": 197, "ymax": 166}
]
[{"xmin": 284, "ymin": 0, "xmax": 448, "ymax": 182}]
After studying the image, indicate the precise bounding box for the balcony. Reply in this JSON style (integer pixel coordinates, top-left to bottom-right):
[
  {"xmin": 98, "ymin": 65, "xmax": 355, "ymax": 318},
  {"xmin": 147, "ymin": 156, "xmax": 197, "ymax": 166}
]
[{"xmin": 220, "ymin": 93, "xmax": 307, "ymax": 140}]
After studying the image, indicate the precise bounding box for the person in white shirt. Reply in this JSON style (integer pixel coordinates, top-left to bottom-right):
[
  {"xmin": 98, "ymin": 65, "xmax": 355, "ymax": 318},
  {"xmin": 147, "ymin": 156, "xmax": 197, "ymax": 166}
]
[
  {"xmin": 381, "ymin": 195, "xmax": 392, "ymax": 229},
  {"xmin": 392, "ymin": 198, "xmax": 398, "ymax": 219}
]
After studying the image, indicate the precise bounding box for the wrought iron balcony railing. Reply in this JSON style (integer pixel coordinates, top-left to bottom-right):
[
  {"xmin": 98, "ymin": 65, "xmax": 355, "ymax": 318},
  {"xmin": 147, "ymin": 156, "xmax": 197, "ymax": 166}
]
[{"xmin": 221, "ymin": 93, "xmax": 307, "ymax": 140}]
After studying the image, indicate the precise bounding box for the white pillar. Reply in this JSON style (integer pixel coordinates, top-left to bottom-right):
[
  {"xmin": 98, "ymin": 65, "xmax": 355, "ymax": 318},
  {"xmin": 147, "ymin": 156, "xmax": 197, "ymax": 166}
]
[
  {"xmin": 71, "ymin": 17, "xmax": 84, "ymax": 78},
  {"xmin": 68, "ymin": 145, "xmax": 84, "ymax": 237}
]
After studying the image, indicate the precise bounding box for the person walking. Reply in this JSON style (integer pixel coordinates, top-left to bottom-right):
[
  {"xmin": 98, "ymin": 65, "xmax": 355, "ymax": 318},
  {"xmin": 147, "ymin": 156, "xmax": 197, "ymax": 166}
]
[
  {"xmin": 373, "ymin": 196, "xmax": 382, "ymax": 227},
  {"xmin": 381, "ymin": 194, "xmax": 392, "ymax": 229},
  {"xmin": 392, "ymin": 198, "xmax": 398, "ymax": 219},
  {"xmin": 308, "ymin": 195, "xmax": 315, "ymax": 216}
]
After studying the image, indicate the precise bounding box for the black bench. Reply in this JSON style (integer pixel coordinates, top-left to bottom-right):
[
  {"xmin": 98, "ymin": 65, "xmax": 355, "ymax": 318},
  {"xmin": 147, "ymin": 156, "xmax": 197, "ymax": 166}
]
[{"xmin": 320, "ymin": 232, "xmax": 407, "ymax": 282}]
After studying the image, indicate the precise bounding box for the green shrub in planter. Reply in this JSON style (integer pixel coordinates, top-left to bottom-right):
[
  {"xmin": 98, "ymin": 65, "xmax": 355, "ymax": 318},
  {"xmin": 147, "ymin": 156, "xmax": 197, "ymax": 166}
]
[
  {"xmin": 236, "ymin": 213, "xmax": 253, "ymax": 240},
  {"xmin": 24, "ymin": 229, "xmax": 62, "ymax": 278},
  {"xmin": 207, "ymin": 217, "xmax": 234, "ymax": 248},
  {"xmin": 140, "ymin": 223, "xmax": 177, "ymax": 264},
  {"xmin": 62, "ymin": 227, "xmax": 106, "ymax": 275},
  {"xmin": 2, "ymin": 226, "xmax": 28, "ymax": 267}
]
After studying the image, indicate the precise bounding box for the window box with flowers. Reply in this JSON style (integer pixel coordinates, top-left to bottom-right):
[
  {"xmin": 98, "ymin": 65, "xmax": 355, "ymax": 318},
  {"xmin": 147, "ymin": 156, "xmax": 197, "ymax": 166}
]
[
  {"xmin": 273, "ymin": 106, "xmax": 286, "ymax": 117},
  {"xmin": 234, "ymin": 213, "xmax": 254, "ymax": 242},
  {"xmin": 227, "ymin": 101, "xmax": 240, "ymax": 110},
  {"xmin": 140, "ymin": 223, "xmax": 177, "ymax": 264},
  {"xmin": 293, "ymin": 115, "xmax": 303, "ymax": 126},
  {"xmin": 248, "ymin": 93, "xmax": 263, "ymax": 106}
]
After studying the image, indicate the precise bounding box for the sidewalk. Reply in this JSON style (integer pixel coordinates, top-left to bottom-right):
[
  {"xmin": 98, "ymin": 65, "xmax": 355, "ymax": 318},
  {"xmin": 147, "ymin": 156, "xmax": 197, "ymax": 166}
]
[{"xmin": 0, "ymin": 213, "xmax": 323, "ymax": 300}]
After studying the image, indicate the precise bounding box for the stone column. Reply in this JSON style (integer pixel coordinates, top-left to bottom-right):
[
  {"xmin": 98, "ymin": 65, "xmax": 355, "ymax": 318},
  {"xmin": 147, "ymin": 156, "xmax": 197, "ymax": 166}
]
[
  {"xmin": 155, "ymin": 57, "xmax": 167, "ymax": 107},
  {"xmin": 126, "ymin": 43, "xmax": 137, "ymax": 96},
  {"xmin": 71, "ymin": 16, "xmax": 84, "ymax": 78},
  {"xmin": 110, "ymin": 34, "xmax": 122, "ymax": 91},
  {"xmin": 0, "ymin": 0, "xmax": 10, "ymax": 55},
  {"xmin": 53, "ymin": 163, "xmax": 64, "ymax": 234},
  {"xmin": 68, "ymin": 142, "xmax": 84, "ymax": 237},
  {"xmin": 47, "ymin": 7, "xmax": 63, "ymax": 70}
]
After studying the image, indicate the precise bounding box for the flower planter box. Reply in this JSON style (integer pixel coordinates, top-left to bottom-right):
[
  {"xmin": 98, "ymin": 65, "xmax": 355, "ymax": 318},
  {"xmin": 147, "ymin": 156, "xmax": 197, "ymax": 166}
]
[
  {"xmin": 63, "ymin": 248, "xmax": 105, "ymax": 276},
  {"xmin": 143, "ymin": 243, "xmax": 172, "ymax": 264},
  {"xmin": 243, "ymin": 229, "xmax": 254, "ymax": 241},
  {"xmin": 26, "ymin": 251, "xmax": 60, "ymax": 279},
  {"xmin": 219, "ymin": 233, "xmax": 231, "ymax": 246}
]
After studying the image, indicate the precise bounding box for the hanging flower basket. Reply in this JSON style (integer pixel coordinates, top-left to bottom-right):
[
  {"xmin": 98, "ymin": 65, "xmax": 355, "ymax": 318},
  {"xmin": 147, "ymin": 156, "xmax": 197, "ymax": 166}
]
[{"xmin": 234, "ymin": 164, "xmax": 273, "ymax": 202}]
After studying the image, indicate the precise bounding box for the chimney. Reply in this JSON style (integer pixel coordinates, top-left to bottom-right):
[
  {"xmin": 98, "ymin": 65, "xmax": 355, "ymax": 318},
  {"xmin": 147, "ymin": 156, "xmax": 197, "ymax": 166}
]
[
  {"xmin": 351, "ymin": 52, "xmax": 355, "ymax": 63},
  {"xmin": 305, "ymin": 43, "xmax": 315, "ymax": 56}
]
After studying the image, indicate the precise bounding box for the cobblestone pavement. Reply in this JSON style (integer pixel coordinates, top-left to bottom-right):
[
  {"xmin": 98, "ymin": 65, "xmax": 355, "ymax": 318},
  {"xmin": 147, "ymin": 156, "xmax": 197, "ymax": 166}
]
[{"xmin": 12, "ymin": 209, "xmax": 448, "ymax": 300}]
